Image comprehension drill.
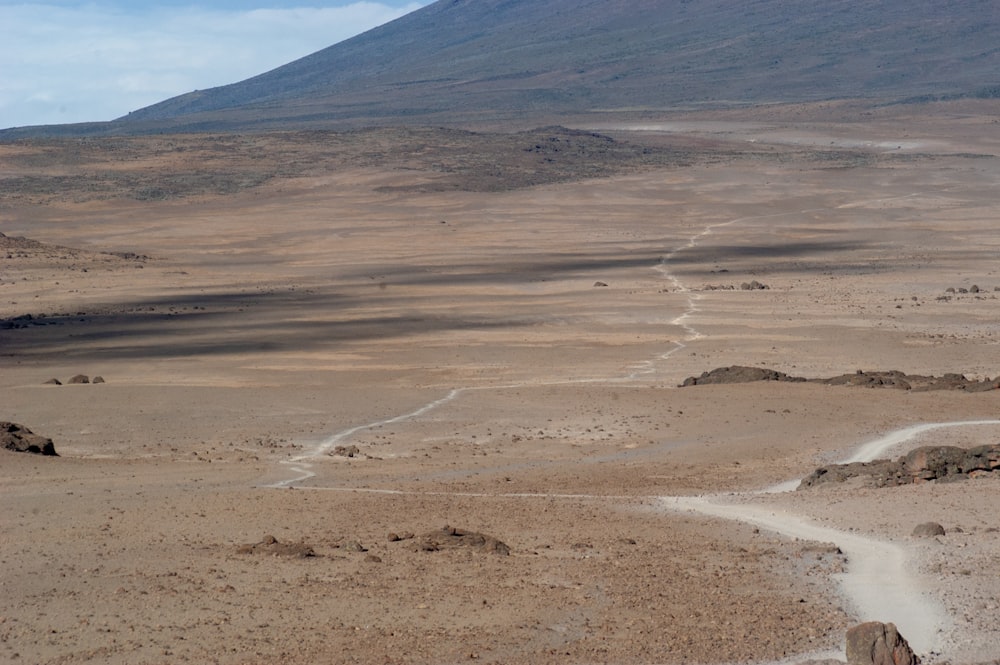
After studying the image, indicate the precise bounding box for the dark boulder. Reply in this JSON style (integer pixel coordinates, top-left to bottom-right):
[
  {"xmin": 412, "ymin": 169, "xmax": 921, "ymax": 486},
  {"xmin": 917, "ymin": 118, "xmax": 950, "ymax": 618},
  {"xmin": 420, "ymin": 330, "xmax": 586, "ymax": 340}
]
[
  {"xmin": 845, "ymin": 621, "xmax": 918, "ymax": 665},
  {"xmin": 680, "ymin": 365, "xmax": 804, "ymax": 387},
  {"xmin": 799, "ymin": 443, "xmax": 1000, "ymax": 490},
  {"xmin": 1, "ymin": 422, "xmax": 58, "ymax": 456},
  {"xmin": 911, "ymin": 522, "xmax": 946, "ymax": 537}
]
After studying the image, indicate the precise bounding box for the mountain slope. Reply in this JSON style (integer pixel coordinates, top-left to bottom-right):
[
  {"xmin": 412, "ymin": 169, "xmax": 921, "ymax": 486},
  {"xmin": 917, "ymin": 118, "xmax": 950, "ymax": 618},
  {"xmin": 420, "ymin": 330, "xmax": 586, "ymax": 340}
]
[{"xmin": 10, "ymin": 0, "xmax": 1000, "ymax": 136}]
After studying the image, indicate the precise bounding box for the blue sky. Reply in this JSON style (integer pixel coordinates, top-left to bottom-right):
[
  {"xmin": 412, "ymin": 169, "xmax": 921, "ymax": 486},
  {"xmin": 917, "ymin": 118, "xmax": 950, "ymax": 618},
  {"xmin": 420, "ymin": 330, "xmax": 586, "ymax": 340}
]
[{"xmin": 0, "ymin": 0, "xmax": 430, "ymax": 129}]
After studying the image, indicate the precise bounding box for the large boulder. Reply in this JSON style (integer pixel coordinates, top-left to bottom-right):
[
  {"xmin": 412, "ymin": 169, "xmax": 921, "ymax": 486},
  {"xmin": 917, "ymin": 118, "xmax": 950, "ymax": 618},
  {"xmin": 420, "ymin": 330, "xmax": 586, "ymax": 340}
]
[
  {"xmin": 1, "ymin": 422, "xmax": 58, "ymax": 456},
  {"xmin": 845, "ymin": 622, "xmax": 919, "ymax": 665},
  {"xmin": 799, "ymin": 443, "xmax": 1000, "ymax": 489},
  {"xmin": 679, "ymin": 365, "xmax": 804, "ymax": 386}
]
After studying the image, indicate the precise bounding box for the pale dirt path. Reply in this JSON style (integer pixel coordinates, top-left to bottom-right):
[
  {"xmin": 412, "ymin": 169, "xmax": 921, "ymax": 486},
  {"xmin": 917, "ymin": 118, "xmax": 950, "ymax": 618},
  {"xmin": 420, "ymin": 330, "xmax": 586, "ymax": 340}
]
[{"xmin": 666, "ymin": 419, "xmax": 1000, "ymax": 659}]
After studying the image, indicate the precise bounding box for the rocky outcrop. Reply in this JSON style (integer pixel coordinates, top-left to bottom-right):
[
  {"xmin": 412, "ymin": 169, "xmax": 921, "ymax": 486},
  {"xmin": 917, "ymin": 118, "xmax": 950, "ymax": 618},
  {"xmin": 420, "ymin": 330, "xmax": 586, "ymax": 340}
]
[
  {"xmin": 680, "ymin": 365, "xmax": 806, "ymax": 386},
  {"xmin": 798, "ymin": 444, "xmax": 1000, "ymax": 489},
  {"xmin": 845, "ymin": 622, "xmax": 918, "ymax": 665},
  {"xmin": 410, "ymin": 526, "xmax": 510, "ymax": 556},
  {"xmin": 236, "ymin": 535, "xmax": 316, "ymax": 558},
  {"xmin": 680, "ymin": 366, "xmax": 1000, "ymax": 391},
  {"xmin": 823, "ymin": 370, "xmax": 1000, "ymax": 392},
  {"xmin": 43, "ymin": 374, "xmax": 107, "ymax": 385},
  {"xmin": 1, "ymin": 422, "xmax": 58, "ymax": 456}
]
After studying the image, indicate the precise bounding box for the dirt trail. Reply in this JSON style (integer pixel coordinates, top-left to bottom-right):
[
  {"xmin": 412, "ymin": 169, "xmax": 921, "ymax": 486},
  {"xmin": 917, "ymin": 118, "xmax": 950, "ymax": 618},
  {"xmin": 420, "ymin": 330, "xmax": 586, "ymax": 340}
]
[{"xmin": 665, "ymin": 419, "xmax": 1000, "ymax": 657}]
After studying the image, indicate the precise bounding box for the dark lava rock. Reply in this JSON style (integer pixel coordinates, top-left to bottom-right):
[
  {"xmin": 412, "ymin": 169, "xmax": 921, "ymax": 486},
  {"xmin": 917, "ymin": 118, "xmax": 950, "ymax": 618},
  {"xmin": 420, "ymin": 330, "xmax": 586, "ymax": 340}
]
[
  {"xmin": 845, "ymin": 621, "xmax": 919, "ymax": 665},
  {"xmin": 92, "ymin": 376, "xmax": 105, "ymax": 384},
  {"xmin": 798, "ymin": 459, "xmax": 905, "ymax": 489},
  {"xmin": 43, "ymin": 378, "xmax": 62, "ymax": 385},
  {"xmin": 911, "ymin": 522, "xmax": 946, "ymax": 537},
  {"xmin": 799, "ymin": 444, "xmax": 1000, "ymax": 489},
  {"xmin": 680, "ymin": 366, "xmax": 1000, "ymax": 392},
  {"xmin": 67, "ymin": 374, "xmax": 90, "ymax": 384},
  {"xmin": 824, "ymin": 370, "xmax": 912, "ymax": 390},
  {"xmin": 680, "ymin": 365, "xmax": 805, "ymax": 386},
  {"xmin": 1, "ymin": 422, "xmax": 58, "ymax": 456}
]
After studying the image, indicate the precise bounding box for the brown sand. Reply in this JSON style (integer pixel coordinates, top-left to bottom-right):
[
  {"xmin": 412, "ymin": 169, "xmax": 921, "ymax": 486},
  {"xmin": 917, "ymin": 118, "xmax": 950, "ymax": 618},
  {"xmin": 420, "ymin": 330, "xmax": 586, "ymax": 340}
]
[{"xmin": 2, "ymin": 109, "xmax": 1000, "ymax": 664}]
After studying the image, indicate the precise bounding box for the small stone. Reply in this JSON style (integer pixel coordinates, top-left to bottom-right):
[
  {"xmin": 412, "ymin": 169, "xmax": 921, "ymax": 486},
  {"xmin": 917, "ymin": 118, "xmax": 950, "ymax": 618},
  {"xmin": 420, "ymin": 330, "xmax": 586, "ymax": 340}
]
[
  {"xmin": 342, "ymin": 540, "xmax": 367, "ymax": 552},
  {"xmin": 911, "ymin": 522, "xmax": 946, "ymax": 537}
]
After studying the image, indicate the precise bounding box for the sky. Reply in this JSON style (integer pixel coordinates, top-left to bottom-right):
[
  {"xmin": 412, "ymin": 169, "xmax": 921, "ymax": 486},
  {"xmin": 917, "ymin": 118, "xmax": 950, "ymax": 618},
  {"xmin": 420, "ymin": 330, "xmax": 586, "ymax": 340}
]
[{"xmin": 0, "ymin": 0, "xmax": 430, "ymax": 130}]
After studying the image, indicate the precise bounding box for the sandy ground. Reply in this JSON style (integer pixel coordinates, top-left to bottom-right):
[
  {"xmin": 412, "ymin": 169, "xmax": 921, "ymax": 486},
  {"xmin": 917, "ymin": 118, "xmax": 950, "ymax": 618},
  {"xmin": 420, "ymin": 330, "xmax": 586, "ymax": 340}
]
[{"xmin": 2, "ymin": 109, "xmax": 1000, "ymax": 664}]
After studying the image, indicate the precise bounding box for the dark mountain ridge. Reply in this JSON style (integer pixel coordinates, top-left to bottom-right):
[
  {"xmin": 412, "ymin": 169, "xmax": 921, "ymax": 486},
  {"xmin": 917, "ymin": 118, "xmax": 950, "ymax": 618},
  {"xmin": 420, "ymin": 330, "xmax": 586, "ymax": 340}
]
[{"xmin": 4, "ymin": 0, "xmax": 999, "ymax": 137}]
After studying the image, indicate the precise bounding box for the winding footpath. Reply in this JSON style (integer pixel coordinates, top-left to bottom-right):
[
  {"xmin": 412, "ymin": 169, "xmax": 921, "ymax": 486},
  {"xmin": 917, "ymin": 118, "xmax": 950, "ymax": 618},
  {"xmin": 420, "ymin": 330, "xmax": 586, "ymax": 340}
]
[
  {"xmin": 666, "ymin": 420, "xmax": 1000, "ymax": 657},
  {"xmin": 264, "ymin": 200, "xmax": 1000, "ymax": 660}
]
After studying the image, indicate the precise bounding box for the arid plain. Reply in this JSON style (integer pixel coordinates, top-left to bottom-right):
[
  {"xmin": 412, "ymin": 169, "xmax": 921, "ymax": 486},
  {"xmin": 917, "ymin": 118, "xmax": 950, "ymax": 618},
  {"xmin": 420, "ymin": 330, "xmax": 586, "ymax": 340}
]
[{"xmin": 3, "ymin": 105, "xmax": 1000, "ymax": 664}]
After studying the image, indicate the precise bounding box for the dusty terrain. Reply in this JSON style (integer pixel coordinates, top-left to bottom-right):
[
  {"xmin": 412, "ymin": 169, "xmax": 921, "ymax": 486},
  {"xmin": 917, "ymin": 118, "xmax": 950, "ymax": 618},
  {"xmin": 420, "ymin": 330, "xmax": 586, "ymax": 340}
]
[{"xmin": 3, "ymin": 106, "xmax": 1000, "ymax": 664}]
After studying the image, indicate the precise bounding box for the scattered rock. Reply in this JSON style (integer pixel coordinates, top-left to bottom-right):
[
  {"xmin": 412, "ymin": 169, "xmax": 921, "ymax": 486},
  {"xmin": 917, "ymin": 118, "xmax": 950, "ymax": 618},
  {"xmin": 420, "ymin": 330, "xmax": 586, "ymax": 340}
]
[
  {"xmin": 331, "ymin": 445, "xmax": 361, "ymax": 458},
  {"xmin": 593, "ymin": 281, "xmax": 608, "ymax": 287},
  {"xmin": 236, "ymin": 535, "xmax": 316, "ymax": 558},
  {"xmin": 1, "ymin": 422, "xmax": 58, "ymax": 456},
  {"xmin": 92, "ymin": 376, "xmax": 105, "ymax": 384},
  {"xmin": 911, "ymin": 522, "xmax": 946, "ymax": 537},
  {"xmin": 740, "ymin": 280, "xmax": 769, "ymax": 290},
  {"xmin": 409, "ymin": 525, "xmax": 510, "ymax": 556},
  {"xmin": 43, "ymin": 378, "xmax": 62, "ymax": 385},
  {"xmin": 845, "ymin": 621, "xmax": 919, "ymax": 665},
  {"xmin": 67, "ymin": 374, "xmax": 90, "ymax": 384}
]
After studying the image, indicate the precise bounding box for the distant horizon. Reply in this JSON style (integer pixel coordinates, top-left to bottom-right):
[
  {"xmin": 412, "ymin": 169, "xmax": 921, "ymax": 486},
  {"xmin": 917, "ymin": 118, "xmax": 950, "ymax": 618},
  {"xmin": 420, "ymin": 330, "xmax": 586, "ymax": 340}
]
[{"xmin": 0, "ymin": 0, "xmax": 429, "ymax": 130}]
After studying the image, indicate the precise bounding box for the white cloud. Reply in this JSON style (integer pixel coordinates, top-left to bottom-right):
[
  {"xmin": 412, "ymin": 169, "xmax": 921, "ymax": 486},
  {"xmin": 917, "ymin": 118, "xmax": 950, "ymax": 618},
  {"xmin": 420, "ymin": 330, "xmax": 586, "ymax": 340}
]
[{"xmin": 0, "ymin": 2, "xmax": 427, "ymax": 129}]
